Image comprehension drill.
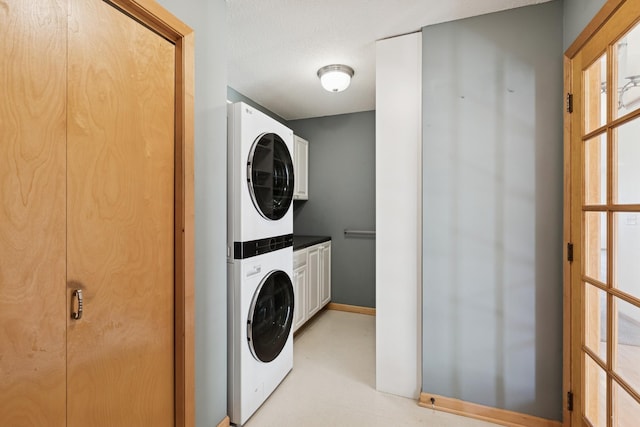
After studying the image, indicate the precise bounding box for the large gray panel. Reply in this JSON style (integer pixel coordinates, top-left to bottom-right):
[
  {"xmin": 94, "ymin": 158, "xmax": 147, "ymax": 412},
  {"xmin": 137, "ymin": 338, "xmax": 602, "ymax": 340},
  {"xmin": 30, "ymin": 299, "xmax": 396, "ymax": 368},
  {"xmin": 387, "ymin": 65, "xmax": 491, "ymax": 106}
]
[
  {"xmin": 422, "ymin": 1, "xmax": 563, "ymax": 421},
  {"xmin": 563, "ymin": 0, "xmax": 607, "ymax": 50},
  {"xmin": 155, "ymin": 1, "xmax": 228, "ymax": 426},
  {"xmin": 289, "ymin": 112, "xmax": 376, "ymax": 308}
]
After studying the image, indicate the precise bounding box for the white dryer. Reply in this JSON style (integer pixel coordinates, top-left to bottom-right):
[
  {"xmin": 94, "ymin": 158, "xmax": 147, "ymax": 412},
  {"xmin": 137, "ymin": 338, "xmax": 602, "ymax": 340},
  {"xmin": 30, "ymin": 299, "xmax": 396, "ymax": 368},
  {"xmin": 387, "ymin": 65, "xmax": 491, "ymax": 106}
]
[
  {"xmin": 228, "ymin": 247, "xmax": 294, "ymax": 426},
  {"xmin": 227, "ymin": 102, "xmax": 294, "ymax": 255}
]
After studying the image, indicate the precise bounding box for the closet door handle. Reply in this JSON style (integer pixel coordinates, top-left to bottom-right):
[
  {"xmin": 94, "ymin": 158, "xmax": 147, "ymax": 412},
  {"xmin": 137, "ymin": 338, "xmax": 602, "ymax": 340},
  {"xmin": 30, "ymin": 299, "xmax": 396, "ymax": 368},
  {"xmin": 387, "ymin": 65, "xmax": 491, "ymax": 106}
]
[{"xmin": 71, "ymin": 289, "xmax": 83, "ymax": 320}]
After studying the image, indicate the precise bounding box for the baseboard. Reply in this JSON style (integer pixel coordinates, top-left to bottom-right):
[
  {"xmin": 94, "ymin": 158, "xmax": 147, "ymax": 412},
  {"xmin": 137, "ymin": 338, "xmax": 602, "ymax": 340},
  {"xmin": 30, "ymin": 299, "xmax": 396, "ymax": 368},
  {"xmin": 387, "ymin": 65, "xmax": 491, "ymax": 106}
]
[
  {"xmin": 418, "ymin": 393, "xmax": 562, "ymax": 427},
  {"xmin": 216, "ymin": 415, "xmax": 230, "ymax": 427},
  {"xmin": 326, "ymin": 302, "xmax": 375, "ymax": 316}
]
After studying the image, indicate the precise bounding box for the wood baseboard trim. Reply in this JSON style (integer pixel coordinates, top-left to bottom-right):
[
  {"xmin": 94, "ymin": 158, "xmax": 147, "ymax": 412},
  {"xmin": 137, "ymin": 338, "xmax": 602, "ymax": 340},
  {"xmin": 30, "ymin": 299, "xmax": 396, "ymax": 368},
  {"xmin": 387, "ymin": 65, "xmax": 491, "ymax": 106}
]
[
  {"xmin": 326, "ymin": 302, "xmax": 375, "ymax": 316},
  {"xmin": 216, "ymin": 415, "xmax": 230, "ymax": 427},
  {"xmin": 418, "ymin": 393, "xmax": 562, "ymax": 427}
]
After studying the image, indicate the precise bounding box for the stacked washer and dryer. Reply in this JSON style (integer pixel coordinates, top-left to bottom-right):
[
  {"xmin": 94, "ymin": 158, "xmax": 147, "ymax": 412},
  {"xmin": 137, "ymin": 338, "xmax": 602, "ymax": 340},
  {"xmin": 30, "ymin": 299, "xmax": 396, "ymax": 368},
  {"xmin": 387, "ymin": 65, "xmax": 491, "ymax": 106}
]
[{"xmin": 227, "ymin": 102, "xmax": 296, "ymax": 426}]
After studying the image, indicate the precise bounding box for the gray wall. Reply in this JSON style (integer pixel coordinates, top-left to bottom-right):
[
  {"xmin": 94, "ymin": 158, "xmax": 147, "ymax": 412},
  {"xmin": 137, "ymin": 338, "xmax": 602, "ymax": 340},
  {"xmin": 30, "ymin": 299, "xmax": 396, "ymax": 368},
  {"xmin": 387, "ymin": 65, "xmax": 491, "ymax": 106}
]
[
  {"xmin": 563, "ymin": 0, "xmax": 607, "ymax": 50},
  {"xmin": 289, "ymin": 112, "xmax": 376, "ymax": 308},
  {"xmin": 422, "ymin": 1, "xmax": 563, "ymax": 421},
  {"xmin": 154, "ymin": 1, "xmax": 228, "ymax": 426}
]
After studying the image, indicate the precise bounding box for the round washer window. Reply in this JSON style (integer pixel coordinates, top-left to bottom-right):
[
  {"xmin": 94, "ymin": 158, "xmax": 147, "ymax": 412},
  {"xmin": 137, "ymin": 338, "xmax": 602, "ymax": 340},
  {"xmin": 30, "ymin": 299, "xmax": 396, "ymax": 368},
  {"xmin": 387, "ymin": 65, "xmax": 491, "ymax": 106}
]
[
  {"xmin": 247, "ymin": 133, "xmax": 294, "ymax": 220},
  {"xmin": 247, "ymin": 270, "xmax": 294, "ymax": 363}
]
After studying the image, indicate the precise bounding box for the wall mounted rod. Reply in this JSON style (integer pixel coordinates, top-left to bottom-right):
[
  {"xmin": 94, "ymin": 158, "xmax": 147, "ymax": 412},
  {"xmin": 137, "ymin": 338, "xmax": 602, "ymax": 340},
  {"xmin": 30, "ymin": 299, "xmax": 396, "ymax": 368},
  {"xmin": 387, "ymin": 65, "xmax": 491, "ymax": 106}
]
[{"xmin": 344, "ymin": 229, "xmax": 376, "ymax": 237}]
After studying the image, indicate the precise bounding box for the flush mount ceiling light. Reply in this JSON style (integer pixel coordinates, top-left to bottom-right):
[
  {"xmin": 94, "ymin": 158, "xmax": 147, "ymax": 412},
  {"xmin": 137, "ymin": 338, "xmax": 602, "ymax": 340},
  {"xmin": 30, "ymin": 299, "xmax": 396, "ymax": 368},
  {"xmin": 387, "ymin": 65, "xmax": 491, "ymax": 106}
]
[{"xmin": 317, "ymin": 64, "xmax": 354, "ymax": 93}]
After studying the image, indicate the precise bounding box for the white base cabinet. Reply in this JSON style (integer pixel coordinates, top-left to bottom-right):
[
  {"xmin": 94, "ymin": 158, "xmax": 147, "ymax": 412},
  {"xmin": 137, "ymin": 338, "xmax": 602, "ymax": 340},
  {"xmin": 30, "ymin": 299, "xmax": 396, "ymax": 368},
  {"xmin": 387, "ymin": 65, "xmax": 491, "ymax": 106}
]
[
  {"xmin": 292, "ymin": 241, "xmax": 331, "ymax": 332},
  {"xmin": 320, "ymin": 243, "xmax": 331, "ymax": 307},
  {"xmin": 292, "ymin": 250, "xmax": 308, "ymax": 332}
]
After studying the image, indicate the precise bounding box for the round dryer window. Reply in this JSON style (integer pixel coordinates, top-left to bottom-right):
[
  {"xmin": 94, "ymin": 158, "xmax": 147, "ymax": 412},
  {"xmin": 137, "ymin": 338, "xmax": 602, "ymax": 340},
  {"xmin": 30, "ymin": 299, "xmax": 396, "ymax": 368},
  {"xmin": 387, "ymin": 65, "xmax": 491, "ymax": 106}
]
[
  {"xmin": 247, "ymin": 133, "xmax": 294, "ymax": 220},
  {"xmin": 247, "ymin": 270, "xmax": 294, "ymax": 363}
]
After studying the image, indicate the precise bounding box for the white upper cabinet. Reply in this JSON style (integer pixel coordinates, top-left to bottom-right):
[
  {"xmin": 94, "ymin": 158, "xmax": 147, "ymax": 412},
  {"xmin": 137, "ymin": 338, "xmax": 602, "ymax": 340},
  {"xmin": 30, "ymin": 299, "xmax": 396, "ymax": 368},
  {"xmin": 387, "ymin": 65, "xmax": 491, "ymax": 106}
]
[{"xmin": 293, "ymin": 135, "xmax": 308, "ymax": 200}]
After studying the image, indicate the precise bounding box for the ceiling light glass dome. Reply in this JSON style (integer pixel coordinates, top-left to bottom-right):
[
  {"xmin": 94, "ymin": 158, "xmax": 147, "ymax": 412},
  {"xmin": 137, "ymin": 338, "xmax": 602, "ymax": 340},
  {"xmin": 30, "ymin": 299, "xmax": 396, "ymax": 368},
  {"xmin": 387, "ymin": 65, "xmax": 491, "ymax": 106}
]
[{"xmin": 317, "ymin": 64, "xmax": 354, "ymax": 92}]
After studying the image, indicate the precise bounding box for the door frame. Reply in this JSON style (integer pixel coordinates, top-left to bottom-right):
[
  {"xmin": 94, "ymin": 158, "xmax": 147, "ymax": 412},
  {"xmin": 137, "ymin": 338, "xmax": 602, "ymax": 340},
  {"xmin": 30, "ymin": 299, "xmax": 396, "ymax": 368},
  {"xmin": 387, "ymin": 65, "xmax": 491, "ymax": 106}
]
[
  {"xmin": 106, "ymin": 1, "xmax": 195, "ymax": 426},
  {"xmin": 563, "ymin": 1, "xmax": 627, "ymax": 425}
]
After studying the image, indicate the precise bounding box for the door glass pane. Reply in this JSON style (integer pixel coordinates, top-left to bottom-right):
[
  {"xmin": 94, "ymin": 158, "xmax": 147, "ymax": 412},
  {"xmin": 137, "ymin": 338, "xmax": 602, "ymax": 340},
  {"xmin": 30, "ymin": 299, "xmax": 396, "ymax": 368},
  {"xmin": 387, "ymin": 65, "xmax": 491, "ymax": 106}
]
[
  {"xmin": 585, "ymin": 54, "xmax": 607, "ymax": 134},
  {"xmin": 585, "ymin": 354, "xmax": 607, "ymax": 427},
  {"xmin": 615, "ymin": 21, "xmax": 640, "ymax": 119},
  {"xmin": 613, "ymin": 381, "xmax": 640, "ymax": 427},
  {"xmin": 614, "ymin": 212, "xmax": 640, "ymax": 298},
  {"xmin": 585, "ymin": 211, "xmax": 607, "ymax": 283},
  {"xmin": 585, "ymin": 283, "xmax": 608, "ymax": 361},
  {"xmin": 614, "ymin": 297, "xmax": 640, "ymax": 395},
  {"xmin": 613, "ymin": 118, "xmax": 640, "ymax": 204},
  {"xmin": 585, "ymin": 134, "xmax": 607, "ymax": 205}
]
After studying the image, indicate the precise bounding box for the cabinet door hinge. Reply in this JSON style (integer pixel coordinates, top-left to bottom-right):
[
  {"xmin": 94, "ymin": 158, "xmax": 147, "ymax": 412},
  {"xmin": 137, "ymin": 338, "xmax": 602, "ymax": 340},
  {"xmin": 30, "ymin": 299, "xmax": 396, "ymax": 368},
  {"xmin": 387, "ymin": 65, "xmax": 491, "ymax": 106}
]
[
  {"xmin": 567, "ymin": 243, "xmax": 574, "ymax": 263},
  {"xmin": 567, "ymin": 391, "xmax": 574, "ymax": 411},
  {"xmin": 566, "ymin": 93, "xmax": 574, "ymax": 113}
]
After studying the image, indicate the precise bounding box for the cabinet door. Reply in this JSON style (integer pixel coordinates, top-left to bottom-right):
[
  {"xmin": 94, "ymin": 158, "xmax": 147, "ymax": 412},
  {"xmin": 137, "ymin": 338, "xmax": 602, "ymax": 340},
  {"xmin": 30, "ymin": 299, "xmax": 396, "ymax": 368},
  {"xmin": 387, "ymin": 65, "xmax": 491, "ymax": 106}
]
[
  {"xmin": 307, "ymin": 247, "xmax": 321, "ymax": 316},
  {"xmin": 292, "ymin": 266, "xmax": 307, "ymax": 332},
  {"xmin": 293, "ymin": 136, "xmax": 308, "ymax": 200},
  {"xmin": 0, "ymin": 1, "xmax": 68, "ymax": 424},
  {"xmin": 66, "ymin": 0, "xmax": 176, "ymax": 425},
  {"xmin": 320, "ymin": 243, "xmax": 331, "ymax": 306}
]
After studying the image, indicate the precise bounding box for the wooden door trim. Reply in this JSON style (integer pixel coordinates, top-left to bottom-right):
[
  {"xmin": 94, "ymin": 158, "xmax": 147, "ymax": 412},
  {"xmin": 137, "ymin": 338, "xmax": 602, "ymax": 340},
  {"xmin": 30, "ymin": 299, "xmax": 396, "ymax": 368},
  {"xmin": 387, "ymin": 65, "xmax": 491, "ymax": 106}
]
[
  {"xmin": 105, "ymin": 1, "xmax": 194, "ymax": 426},
  {"xmin": 562, "ymin": 53, "xmax": 572, "ymax": 427},
  {"xmin": 565, "ymin": 0, "xmax": 625, "ymax": 58}
]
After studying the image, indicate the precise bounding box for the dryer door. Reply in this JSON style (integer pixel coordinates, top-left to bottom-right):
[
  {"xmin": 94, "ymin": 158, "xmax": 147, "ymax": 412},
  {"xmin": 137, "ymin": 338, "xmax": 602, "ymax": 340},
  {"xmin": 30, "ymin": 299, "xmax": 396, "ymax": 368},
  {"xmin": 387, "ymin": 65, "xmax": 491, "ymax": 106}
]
[
  {"xmin": 247, "ymin": 270, "xmax": 294, "ymax": 363},
  {"xmin": 247, "ymin": 133, "xmax": 294, "ymax": 220}
]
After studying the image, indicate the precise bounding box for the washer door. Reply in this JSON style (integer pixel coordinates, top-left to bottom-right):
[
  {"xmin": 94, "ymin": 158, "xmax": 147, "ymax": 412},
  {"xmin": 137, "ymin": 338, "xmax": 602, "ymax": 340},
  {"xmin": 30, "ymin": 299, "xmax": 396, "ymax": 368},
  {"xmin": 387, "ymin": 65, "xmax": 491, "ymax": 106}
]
[
  {"xmin": 247, "ymin": 133, "xmax": 294, "ymax": 220},
  {"xmin": 247, "ymin": 270, "xmax": 294, "ymax": 363}
]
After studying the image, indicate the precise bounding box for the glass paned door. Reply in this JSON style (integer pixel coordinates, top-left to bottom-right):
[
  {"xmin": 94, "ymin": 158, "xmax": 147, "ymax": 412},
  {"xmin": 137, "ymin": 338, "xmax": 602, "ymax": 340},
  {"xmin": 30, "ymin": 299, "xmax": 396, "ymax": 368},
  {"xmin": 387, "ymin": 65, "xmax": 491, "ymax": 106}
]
[{"xmin": 570, "ymin": 2, "xmax": 640, "ymax": 425}]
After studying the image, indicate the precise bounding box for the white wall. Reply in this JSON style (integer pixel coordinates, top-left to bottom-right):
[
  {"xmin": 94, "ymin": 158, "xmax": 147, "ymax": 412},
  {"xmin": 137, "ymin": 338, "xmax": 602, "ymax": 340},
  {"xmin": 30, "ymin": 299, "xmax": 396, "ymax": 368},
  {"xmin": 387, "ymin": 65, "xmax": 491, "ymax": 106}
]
[
  {"xmin": 375, "ymin": 32, "xmax": 422, "ymax": 399},
  {"xmin": 154, "ymin": 1, "xmax": 228, "ymax": 426}
]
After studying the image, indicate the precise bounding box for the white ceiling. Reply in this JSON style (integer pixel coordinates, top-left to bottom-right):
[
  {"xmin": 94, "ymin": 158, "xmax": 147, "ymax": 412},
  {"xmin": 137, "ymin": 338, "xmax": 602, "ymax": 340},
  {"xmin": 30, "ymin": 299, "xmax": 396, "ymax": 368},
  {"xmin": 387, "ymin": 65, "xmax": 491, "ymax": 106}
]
[{"xmin": 227, "ymin": 0, "xmax": 553, "ymax": 121}]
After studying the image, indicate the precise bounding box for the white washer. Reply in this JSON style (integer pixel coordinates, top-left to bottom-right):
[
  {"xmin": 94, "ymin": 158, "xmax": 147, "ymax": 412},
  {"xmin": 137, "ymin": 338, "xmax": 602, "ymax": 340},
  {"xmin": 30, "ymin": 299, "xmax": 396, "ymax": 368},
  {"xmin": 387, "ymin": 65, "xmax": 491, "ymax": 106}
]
[
  {"xmin": 227, "ymin": 102, "xmax": 294, "ymax": 254},
  {"xmin": 228, "ymin": 247, "xmax": 294, "ymax": 426}
]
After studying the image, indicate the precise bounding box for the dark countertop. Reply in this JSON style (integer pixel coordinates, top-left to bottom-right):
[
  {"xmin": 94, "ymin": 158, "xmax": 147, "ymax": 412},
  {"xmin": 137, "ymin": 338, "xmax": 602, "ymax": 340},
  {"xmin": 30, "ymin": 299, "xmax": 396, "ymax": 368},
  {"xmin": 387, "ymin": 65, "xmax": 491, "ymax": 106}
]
[{"xmin": 293, "ymin": 235, "xmax": 331, "ymax": 251}]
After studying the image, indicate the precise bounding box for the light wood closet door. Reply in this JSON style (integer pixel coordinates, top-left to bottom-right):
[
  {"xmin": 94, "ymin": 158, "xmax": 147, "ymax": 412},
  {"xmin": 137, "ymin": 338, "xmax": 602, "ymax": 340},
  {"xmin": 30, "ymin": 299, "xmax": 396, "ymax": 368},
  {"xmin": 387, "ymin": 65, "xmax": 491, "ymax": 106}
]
[
  {"xmin": 1, "ymin": 0, "xmax": 189, "ymax": 425},
  {"xmin": 0, "ymin": 1, "xmax": 67, "ymax": 425},
  {"xmin": 66, "ymin": 0, "xmax": 176, "ymax": 425}
]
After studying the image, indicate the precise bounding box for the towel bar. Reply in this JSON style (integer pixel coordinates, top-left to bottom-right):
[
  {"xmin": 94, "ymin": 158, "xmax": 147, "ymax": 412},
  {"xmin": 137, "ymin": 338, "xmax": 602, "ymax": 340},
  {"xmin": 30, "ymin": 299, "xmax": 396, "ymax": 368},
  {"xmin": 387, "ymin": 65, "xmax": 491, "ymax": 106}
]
[{"xmin": 344, "ymin": 229, "xmax": 376, "ymax": 237}]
